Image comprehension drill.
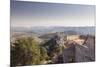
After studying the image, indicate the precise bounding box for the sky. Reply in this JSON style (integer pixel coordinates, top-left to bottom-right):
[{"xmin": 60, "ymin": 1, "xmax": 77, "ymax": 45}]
[{"xmin": 11, "ymin": 0, "xmax": 95, "ymax": 27}]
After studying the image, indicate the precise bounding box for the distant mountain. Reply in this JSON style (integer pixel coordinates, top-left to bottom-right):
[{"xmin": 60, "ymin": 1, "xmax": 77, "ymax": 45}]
[
  {"xmin": 11, "ymin": 26, "xmax": 95, "ymax": 35},
  {"xmin": 63, "ymin": 27, "xmax": 95, "ymax": 35}
]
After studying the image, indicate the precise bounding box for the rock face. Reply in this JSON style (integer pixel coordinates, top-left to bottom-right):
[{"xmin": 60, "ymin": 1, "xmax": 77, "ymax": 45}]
[
  {"xmin": 63, "ymin": 44, "xmax": 76, "ymax": 63},
  {"xmin": 43, "ymin": 34, "xmax": 95, "ymax": 63},
  {"xmin": 44, "ymin": 33, "xmax": 65, "ymax": 50},
  {"xmin": 63, "ymin": 35, "xmax": 95, "ymax": 63},
  {"xmin": 43, "ymin": 33, "xmax": 65, "ymax": 63}
]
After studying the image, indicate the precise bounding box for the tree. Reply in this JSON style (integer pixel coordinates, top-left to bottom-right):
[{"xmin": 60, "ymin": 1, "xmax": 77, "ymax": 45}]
[
  {"xmin": 40, "ymin": 47, "xmax": 49, "ymax": 61},
  {"xmin": 11, "ymin": 37, "xmax": 42, "ymax": 66}
]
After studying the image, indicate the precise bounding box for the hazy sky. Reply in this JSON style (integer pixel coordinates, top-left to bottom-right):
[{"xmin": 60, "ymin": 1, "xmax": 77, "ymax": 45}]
[{"xmin": 11, "ymin": 0, "xmax": 95, "ymax": 27}]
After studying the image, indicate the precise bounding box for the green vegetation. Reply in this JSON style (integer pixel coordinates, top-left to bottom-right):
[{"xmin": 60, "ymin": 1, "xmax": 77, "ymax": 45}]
[
  {"xmin": 11, "ymin": 35, "xmax": 65, "ymax": 66},
  {"xmin": 11, "ymin": 37, "xmax": 49, "ymax": 66}
]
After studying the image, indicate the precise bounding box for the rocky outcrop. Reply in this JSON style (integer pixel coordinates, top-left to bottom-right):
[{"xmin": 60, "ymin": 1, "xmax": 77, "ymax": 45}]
[
  {"xmin": 43, "ymin": 34, "xmax": 95, "ymax": 63},
  {"xmin": 63, "ymin": 35, "xmax": 95, "ymax": 63}
]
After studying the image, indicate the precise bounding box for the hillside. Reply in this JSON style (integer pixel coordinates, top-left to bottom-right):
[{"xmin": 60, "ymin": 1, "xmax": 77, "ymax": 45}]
[{"xmin": 11, "ymin": 27, "xmax": 95, "ymax": 65}]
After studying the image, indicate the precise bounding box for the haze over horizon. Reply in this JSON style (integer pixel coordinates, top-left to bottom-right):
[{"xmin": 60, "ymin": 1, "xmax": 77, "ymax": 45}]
[{"xmin": 11, "ymin": 0, "xmax": 95, "ymax": 27}]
